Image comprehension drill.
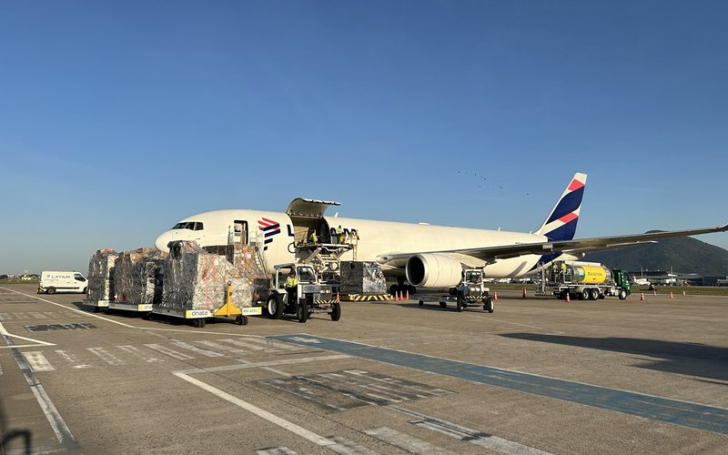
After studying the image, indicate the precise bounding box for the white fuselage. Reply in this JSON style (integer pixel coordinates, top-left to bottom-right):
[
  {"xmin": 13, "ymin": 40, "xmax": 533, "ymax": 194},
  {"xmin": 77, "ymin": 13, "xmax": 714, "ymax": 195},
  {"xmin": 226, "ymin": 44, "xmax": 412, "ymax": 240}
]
[{"xmin": 155, "ymin": 209, "xmax": 562, "ymax": 280}]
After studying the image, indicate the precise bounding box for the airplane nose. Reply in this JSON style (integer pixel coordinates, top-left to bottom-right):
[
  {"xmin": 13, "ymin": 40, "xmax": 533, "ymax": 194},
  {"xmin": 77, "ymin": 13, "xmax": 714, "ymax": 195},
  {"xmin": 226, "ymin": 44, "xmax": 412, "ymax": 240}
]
[{"xmin": 155, "ymin": 232, "xmax": 171, "ymax": 252}]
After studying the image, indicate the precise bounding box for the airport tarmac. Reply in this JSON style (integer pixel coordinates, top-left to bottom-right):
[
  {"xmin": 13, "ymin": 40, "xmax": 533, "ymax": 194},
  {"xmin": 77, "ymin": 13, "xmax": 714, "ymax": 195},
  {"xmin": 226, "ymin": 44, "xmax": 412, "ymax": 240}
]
[{"xmin": 1, "ymin": 283, "xmax": 727, "ymax": 454}]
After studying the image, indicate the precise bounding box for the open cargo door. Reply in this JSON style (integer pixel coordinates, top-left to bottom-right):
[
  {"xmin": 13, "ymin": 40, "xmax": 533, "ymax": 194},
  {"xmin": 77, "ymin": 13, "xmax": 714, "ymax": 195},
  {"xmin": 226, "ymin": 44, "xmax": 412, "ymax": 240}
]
[{"xmin": 286, "ymin": 198, "xmax": 341, "ymax": 245}]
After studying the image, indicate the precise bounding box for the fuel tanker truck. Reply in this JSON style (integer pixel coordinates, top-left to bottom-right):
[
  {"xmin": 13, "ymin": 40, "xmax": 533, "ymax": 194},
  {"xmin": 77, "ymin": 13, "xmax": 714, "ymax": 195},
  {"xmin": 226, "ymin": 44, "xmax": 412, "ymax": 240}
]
[{"xmin": 537, "ymin": 261, "xmax": 631, "ymax": 300}]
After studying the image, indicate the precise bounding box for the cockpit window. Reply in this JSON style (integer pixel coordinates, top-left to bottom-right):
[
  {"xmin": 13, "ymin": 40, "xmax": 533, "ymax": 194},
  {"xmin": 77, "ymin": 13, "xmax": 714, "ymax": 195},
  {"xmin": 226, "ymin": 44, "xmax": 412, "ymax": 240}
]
[{"xmin": 172, "ymin": 221, "xmax": 204, "ymax": 231}]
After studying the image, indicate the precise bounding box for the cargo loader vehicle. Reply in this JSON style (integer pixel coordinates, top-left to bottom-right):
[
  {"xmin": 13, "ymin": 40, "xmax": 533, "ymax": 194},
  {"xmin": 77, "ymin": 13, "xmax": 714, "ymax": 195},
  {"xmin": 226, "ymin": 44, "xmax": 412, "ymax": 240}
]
[{"xmin": 264, "ymin": 263, "xmax": 341, "ymax": 323}]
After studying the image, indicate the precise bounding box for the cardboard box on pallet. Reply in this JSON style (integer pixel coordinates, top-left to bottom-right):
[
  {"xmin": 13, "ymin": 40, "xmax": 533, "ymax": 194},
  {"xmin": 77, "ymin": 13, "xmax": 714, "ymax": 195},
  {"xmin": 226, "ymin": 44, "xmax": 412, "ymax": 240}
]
[
  {"xmin": 160, "ymin": 241, "xmax": 255, "ymax": 312},
  {"xmin": 87, "ymin": 249, "xmax": 118, "ymax": 303},
  {"xmin": 340, "ymin": 261, "xmax": 387, "ymax": 295},
  {"xmin": 114, "ymin": 248, "xmax": 167, "ymax": 304}
]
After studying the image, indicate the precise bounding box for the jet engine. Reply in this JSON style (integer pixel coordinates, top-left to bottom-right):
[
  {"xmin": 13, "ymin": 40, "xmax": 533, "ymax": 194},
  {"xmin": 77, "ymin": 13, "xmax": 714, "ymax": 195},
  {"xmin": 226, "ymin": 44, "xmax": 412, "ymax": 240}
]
[{"xmin": 405, "ymin": 254, "xmax": 463, "ymax": 288}]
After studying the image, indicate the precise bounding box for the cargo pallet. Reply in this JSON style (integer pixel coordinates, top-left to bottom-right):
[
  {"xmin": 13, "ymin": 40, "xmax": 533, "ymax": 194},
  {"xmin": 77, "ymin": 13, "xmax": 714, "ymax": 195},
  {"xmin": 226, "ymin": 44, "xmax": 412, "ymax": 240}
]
[
  {"xmin": 108, "ymin": 302, "xmax": 154, "ymax": 312},
  {"xmin": 151, "ymin": 305, "xmax": 262, "ymax": 328}
]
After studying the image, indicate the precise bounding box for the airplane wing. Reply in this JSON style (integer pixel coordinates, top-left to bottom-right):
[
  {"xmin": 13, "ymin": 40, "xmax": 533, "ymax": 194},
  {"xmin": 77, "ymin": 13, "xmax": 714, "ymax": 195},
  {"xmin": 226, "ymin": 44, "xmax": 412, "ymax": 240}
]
[{"xmin": 377, "ymin": 223, "xmax": 728, "ymax": 265}]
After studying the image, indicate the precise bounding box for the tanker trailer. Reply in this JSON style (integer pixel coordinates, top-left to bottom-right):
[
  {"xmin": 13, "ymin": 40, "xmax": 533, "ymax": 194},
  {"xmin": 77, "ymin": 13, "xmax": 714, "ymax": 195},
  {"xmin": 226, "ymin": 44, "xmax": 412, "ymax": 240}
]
[{"xmin": 543, "ymin": 261, "xmax": 631, "ymax": 300}]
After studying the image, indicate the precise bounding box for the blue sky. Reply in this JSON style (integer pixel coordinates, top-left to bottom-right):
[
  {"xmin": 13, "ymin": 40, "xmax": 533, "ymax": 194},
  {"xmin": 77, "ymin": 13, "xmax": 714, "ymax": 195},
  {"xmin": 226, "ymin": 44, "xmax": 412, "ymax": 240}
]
[{"xmin": 1, "ymin": 1, "xmax": 727, "ymax": 274}]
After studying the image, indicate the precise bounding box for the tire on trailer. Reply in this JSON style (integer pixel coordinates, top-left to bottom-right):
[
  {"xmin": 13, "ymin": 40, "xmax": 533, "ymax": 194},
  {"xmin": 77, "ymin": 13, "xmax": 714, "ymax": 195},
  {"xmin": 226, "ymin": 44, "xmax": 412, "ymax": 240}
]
[
  {"xmin": 330, "ymin": 302, "xmax": 341, "ymax": 321},
  {"xmin": 439, "ymin": 301, "xmax": 447, "ymax": 308},
  {"xmin": 589, "ymin": 288, "xmax": 599, "ymax": 300},
  {"xmin": 267, "ymin": 294, "xmax": 283, "ymax": 319},
  {"xmin": 580, "ymin": 290, "xmax": 589, "ymax": 301},
  {"xmin": 418, "ymin": 300, "xmax": 424, "ymax": 307}
]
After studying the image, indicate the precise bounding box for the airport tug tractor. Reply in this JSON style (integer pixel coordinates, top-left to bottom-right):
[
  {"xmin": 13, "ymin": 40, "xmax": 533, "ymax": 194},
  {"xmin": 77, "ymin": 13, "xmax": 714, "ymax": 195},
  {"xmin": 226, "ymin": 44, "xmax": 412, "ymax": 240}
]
[
  {"xmin": 266, "ymin": 263, "xmax": 341, "ymax": 323},
  {"xmin": 418, "ymin": 268, "xmax": 495, "ymax": 313}
]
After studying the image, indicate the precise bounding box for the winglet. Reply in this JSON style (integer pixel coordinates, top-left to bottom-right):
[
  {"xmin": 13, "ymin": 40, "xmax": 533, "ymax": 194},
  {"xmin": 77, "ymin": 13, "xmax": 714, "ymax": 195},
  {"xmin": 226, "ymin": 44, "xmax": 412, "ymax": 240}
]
[{"xmin": 535, "ymin": 173, "xmax": 587, "ymax": 241}]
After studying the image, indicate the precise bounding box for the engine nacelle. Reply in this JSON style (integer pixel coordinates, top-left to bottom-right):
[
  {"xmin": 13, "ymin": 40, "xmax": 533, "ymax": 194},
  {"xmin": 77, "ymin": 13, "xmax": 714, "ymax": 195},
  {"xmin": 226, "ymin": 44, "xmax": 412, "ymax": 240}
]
[{"xmin": 406, "ymin": 254, "xmax": 463, "ymax": 289}]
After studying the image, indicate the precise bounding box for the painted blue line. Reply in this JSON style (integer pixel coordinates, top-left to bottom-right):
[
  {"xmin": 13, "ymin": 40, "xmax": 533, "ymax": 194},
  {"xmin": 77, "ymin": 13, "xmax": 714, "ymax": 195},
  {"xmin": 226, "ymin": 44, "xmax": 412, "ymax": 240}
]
[{"xmin": 270, "ymin": 334, "xmax": 728, "ymax": 436}]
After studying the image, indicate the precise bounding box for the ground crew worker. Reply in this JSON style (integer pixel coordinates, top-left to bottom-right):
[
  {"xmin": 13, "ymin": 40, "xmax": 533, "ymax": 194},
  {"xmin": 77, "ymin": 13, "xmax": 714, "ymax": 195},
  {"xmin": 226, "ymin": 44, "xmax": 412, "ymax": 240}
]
[
  {"xmin": 350, "ymin": 229, "xmax": 359, "ymax": 260},
  {"xmin": 336, "ymin": 225, "xmax": 344, "ymax": 244},
  {"xmin": 559, "ymin": 262, "xmax": 567, "ymax": 281},
  {"xmin": 285, "ymin": 270, "xmax": 298, "ymax": 304},
  {"xmin": 309, "ymin": 230, "xmax": 318, "ymax": 244},
  {"xmin": 552, "ymin": 262, "xmax": 559, "ymax": 281}
]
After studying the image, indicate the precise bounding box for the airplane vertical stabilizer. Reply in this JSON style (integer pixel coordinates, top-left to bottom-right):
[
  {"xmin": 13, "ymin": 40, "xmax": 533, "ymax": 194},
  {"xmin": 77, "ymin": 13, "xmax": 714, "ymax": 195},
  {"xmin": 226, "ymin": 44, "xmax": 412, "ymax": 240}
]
[{"xmin": 534, "ymin": 173, "xmax": 587, "ymax": 241}]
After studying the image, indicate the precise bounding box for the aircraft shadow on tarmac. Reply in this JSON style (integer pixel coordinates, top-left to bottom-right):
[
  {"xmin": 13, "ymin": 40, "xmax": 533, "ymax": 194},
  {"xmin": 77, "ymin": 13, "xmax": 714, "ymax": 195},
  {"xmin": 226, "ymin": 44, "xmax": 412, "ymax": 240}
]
[{"xmin": 500, "ymin": 333, "xmax": 728, "ymax": 383}]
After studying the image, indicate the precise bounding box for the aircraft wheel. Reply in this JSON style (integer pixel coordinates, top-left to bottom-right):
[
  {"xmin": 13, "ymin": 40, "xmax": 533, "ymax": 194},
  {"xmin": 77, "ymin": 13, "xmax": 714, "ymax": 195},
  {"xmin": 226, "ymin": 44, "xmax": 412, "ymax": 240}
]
[
  {"xmin": 330, "ymin": 302, "xmax": 341, "ymax": 321},
  {"xmin": 267, "ymin": 295, "xmax": 283, "ymax": 319}
]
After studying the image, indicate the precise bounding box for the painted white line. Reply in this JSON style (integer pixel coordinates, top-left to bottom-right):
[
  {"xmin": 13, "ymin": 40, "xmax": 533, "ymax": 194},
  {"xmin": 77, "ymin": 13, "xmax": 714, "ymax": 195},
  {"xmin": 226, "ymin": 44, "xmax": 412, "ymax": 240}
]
[
  {"xmin": 242, "ymin": 337, "xmax": 302, "ymax": 351},
  {"xmin": 144, "ymin": 343, "xmax": 194, "ymax": 360},
  {"xmin": 29, "ymin": 312, "xmax": 49, "ymax": 319},
  {"xmin": 171, "ymin": 340, "xmax": 226, "ymax": 358},
  {"xmin": 175, "ymin": 372, "xmax": 336, "ymax": 448},
  {"xmin": 0, "ymin": 313, "xmax": 8, "ymax": 321},
  {"xmin": 197, "ymin": 340, "xmax": 250, "ymax": 356},
  {"xmin": 257, "ymin": 448, "xmax": 298, "ymax": 455},
  {"xmin": 174, "ymin": 355, "xmax": 350, "ymax": 376},
  {"xmin": 21, "ymin": 351, "xmax": 56, "ymax": 372},
  {"xmin": 327, "ymin": 436, "xmax": 380, "ymax": 455},
  {"xmin": 392, "ymin": 406, "xmax": 552, "ymax": 455},
  {"xmin": 87, "ymin": 347, "xmax": 125, "ymax": 365},
  {"xmin": 117, "ymin": 345, "xmax": 161, "ymax": 363},
  {"xmin": 12, "ymin": 313, "xmax": 30, "ymax": 320},
  {"xmin": 365, "ymin": 427, "xmax": 457, "ymax": 455},
  {"xmin": 55, "ymin": 350, "xmax": 91, "ymax": 369},
  {"xmin": 0, "ymin": 288, "xmax": 135, "ymax": 328},
  {"xmin": 219, "ymin": 338, "xmax": 267, "ymax": 351}
]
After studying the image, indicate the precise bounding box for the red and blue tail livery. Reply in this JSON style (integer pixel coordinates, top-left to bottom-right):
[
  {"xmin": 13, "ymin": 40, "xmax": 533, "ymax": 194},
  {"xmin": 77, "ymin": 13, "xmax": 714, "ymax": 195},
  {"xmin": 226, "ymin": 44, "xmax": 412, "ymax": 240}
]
[{"xmin": 535, "ymin": 173, "xmax": 587, "ymax": 242}]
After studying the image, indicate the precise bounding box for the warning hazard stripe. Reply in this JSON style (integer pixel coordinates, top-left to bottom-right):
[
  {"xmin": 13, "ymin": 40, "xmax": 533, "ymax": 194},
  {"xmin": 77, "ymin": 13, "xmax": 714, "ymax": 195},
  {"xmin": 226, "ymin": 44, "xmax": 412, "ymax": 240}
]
[{"xmin": 344, "ymin": 294, "xmax": 394, "ymax": 302}]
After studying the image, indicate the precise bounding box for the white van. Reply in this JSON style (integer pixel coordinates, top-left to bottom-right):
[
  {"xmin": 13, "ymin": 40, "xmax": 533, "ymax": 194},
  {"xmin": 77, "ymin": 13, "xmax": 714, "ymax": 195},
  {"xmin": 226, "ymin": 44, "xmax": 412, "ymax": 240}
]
[{"xmin": 38, "ymin": 271, "xmax": 88, "ymax": 295}]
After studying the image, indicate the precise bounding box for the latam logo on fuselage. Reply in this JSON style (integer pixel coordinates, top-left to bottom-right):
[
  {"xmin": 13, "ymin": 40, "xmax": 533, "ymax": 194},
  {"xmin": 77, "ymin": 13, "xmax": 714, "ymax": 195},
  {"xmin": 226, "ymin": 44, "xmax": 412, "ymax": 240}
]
[{"xmin": 258, "ymin": 218, "xmax": 280, "ymax": 250}]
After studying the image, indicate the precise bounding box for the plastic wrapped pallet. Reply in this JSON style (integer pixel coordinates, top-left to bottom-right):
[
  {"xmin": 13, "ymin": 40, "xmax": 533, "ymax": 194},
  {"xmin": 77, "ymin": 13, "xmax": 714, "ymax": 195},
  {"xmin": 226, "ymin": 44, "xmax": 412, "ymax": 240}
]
[
  {"xmin": 340, "ymin": 261, "xmax": 387, "ymax": 294},
  {"xmin": 204, "ymin": 244, "xmax": 270, "ymax": 302},
  {"xmin": 160, "ymin": 241, "xmax": 254, "ymax": 312},
  {"xmin": 87, "ymin": 249, "xmax": 118, "ymax": 303},
  {"xmin": 114, "ymin": 248, "xmax": 167, "ymax": 304}
]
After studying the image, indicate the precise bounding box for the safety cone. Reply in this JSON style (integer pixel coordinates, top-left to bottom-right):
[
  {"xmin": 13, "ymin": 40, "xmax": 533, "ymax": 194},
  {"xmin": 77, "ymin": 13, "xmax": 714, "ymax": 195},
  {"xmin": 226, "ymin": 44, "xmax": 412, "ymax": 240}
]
[
  {"xmin": 565, "ymin": 293, "xmax": 570, "ymax": 303},
  {"xmin": 670, "ymin": 291, "xmax": 674, "ymax": 299},
  {"xmin": 336, "ymin": 291, "xmax": 340, "ymax": 303},
  {"xmin": 682, "ymin": 291, "xmax": 686, "ymax": 296},
  {"xmin": 640, "ymin": 293, "xmax": 645, "ymax": 301},
  {"xmin": 405, "ymin": 289, "xmax": 410, "ymax": 301},
  {"xmin": 493, "ymin": 291, "xmax": 498, "ymax": 301},
  {"xmin": 396, "ymin": 291, "xmax": 402, "ymax": 302},
  {"xmin": 653, "ymin": 290, "xmax": 657, "ymax": 296},
  {"xmin": 522, "ymin": 289, "xmax": 527, "ymax": 298}
]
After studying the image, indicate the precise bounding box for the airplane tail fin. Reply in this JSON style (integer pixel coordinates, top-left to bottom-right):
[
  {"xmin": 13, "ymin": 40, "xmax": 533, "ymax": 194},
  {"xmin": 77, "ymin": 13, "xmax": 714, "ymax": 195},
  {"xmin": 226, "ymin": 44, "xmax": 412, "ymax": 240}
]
[{"xmin": 534, "ymin": 173, "xmax": 587, "ymax": 241}]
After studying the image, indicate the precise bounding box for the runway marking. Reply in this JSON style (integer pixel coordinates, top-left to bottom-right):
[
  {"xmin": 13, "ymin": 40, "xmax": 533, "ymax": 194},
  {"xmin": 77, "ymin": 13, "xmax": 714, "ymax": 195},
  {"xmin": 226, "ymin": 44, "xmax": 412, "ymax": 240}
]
[
  {"xmin": 392, "ymin": 406, "xmax": 552, "ymax": 454},
  {"xmin": 174, "ymin": 372, "xmax": 337, "ymax": 448},
  {"xmin": 197, "ymin": 339, "xmax": 251, "ymax": 356},
  {"xmin": 219, "ymin": 338, "xmax": 268, "ymax": 351},
  {"xmin": 0, "ymin": 319, "xmax": 80, "ymax": 451},
  {"xmin": 272, "ymin": 334, "xmax": 728, "ymax": 436},
  {"xmin": 257, "ymin": 448, "xmax": 298, "ymax": 455},
  {"xmin": 87, "ymin": 347, "xmax": 125, "ymax": 365},
  {"xmin": 327, "ymin": 436, "xmax": 380, "ymax": 454},
  {"xmin": 55, "ymin": 350, "xmax": 91, "ymax": 369},
  {"xmin": 242, "ymin": 337, "xmax": 302, "ymax": 351},
  {"xmin": 0, "ymin": 321, "xmax": 55, "ymax": 348},
  {"xmin": 365, "ymin": 427, "xmax": 457, "ymax": 455},
  {"xmin": 0, "ymin": 288, "xmax": 135, "ymax": 328},
  {"xmin": 29, "ymin": 312, "xmax": 49, "ymax": 319},
  {"xmin": 171, "ymin": 339, "xmax": 226, "ymax": 358},
  {"xmin": 117, "ymin": 345, "xmax": 161, "ymax": 363},
  {"xmin": 144, "ymin": 343, "xmax": 194, "ymax": 360}
]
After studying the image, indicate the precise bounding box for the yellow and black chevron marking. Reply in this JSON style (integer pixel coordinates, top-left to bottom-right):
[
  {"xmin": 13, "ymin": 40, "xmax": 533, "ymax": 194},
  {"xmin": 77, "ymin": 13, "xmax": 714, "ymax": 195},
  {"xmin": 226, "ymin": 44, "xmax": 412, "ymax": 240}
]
[
  {"xmin": 344, "ymin": 294, "xmax": 395, "ymax": 302},
  {"xmin": 316, "ymin": 299, "xmax": 338, "ymax": 305}
]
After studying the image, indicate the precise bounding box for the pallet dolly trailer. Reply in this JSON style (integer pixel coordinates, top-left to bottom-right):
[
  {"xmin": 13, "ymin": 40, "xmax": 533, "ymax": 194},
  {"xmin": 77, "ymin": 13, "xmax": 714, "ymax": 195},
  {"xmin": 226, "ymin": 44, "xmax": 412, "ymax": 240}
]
[
  {"xmin": 151, "ymin": 281, "xmax": 262, "ymax": 328},
  {"xmin": 417, "ymin": 268, "xmax": 495, "ymax": 313},
  {"xmin": 83, "ymin": 298, "xmax": 111, "ymax": 312}
]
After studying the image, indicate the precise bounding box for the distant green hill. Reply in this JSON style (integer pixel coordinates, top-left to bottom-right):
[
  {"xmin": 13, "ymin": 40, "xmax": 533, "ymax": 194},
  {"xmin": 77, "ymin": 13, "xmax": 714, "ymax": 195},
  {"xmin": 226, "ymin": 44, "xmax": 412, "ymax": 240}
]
[{"xmin": 583, "ymin": 233, "xmax": 728, "ymax": 276}]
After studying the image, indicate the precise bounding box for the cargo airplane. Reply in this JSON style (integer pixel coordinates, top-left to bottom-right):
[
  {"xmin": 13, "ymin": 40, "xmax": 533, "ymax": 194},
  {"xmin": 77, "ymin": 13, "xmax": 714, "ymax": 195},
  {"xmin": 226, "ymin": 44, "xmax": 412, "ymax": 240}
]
[{"xmin": 154, "ymin": 173, "xmax": 728, "ymax": 292}]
